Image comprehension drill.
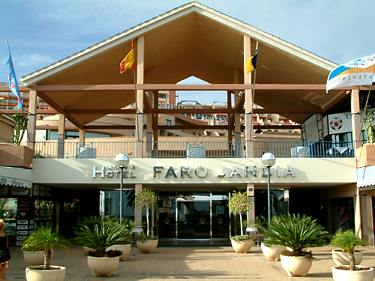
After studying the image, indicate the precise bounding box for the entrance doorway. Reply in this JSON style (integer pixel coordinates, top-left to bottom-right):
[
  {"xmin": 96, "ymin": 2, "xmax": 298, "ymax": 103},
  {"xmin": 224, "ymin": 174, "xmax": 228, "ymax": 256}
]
[{"xmin": 158, "ymin": 192, "xmax": 229, "ymax": 243}]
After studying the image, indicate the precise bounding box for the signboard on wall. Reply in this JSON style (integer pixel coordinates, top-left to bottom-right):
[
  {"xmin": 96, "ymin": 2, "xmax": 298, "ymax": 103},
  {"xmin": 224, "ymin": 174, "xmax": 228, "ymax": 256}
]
[{"xmin": 328, "ymin": 112, "xmax": 352, "ymax": 134}]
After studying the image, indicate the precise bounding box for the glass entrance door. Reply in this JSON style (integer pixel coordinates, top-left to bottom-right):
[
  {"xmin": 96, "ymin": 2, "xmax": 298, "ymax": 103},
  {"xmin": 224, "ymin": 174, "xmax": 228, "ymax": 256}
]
[{"xmin": 177, "ymin": 200, "xmax": 210, "ymax": 238}]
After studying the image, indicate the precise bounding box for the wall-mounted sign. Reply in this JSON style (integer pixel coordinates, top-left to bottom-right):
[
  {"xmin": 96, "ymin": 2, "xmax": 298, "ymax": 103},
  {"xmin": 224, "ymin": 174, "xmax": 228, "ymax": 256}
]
[{"xmin": 327, "ymin": 112, "xmax": 352, "ymax": 134}]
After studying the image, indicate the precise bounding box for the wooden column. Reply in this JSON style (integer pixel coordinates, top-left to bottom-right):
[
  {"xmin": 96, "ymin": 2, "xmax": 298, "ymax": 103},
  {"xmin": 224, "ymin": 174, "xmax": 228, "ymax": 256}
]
[
  {"xmin": 352, "ymin": 89, "xmax": 364, "ymax": 238},
  {"xmin": 145, "ymin": 92, "xmax": 153, "ymax": 157},
  {"xmin": 135, "ymin": 184, "xmax": 143, "ymax": 226},
  {"xmin": 79, "ymin": 129, "xmax": 85, "ymax": 146},
  {"xmin": 234, "ymin": 92, "xmax": 242, "ymax": 157},
  {"xmin": 243, "ymin": 35, "xmax": 254, "ymax": 157},
  {"xmin": 135, "ymin": 36, "xmax": 144, "ymax": 157},
  {"xmin": 26, "ymin": 90, "xmax": 37, "ymax": 150},
  {"xmin": 351, "ymin": 89, "xmax": 362, "ymax": 151},
  {"xmin": 227, "ymin": 91, "xmax": 233, "ymax": 156},
  {"xmin": 57, "ymin": 113, "xmax": 65, "ymax": 158},
  {"xmin": 153, "ymin": 91, "xmax": 159, "ymax": 157}
]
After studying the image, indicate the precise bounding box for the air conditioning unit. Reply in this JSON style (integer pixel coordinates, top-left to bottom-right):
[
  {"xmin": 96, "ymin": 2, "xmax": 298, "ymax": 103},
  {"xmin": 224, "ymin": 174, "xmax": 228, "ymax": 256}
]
[{"xmin": 290, "ymin": 146, "xmax": 311, "ymax": 157}]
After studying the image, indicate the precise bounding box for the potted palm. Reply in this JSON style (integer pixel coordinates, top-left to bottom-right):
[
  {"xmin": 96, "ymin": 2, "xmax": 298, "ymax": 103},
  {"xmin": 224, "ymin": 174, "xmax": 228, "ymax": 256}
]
[
  {"xmin": 106, "ymin": 219, "xmax": 134, "ymax": 261},
  {"xmin": 257, "ymin": 216, "xmax": 286, "ymax": 261},
  {"xmin": 24, "ymin": 227, "xmax": 70, "ymax": 281},
  {"xmin": 74, "ymin": 218, "xmax": 126, "ymax": 277},
  {"xmin": 228, "ymin": 191, "xmax": 253, "ymax": 253},
  {"xmin": 22, "ymin": 235, "xmax": 46, "ymax": 266},
  {"xmin": 331, "ymin": 230, "xmax": 373, "ymax": 281},
  {"xmin": 264, "ymin": 214, "xmax": 329, "ymax": 277},
  {"xmin": 135, "ymin": 188, "xmax": 158, "ymax": 253}
]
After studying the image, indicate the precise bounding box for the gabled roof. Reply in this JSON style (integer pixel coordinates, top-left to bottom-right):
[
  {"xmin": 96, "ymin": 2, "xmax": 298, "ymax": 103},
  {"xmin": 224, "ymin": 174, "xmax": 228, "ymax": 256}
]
[
  {"xmin": 22, "ymin": 1, "xmax": 336, "ymax": 84},
  {"xmin": 20, "ymin": 1, "xmax": 343, "ymax": 127}
]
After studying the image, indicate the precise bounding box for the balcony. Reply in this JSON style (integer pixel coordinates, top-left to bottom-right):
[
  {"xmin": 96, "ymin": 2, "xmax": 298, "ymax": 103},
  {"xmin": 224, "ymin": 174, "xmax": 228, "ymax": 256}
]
[{"xmin": 33, "ymin": 138, "xmax": 354, "ymax": 159}]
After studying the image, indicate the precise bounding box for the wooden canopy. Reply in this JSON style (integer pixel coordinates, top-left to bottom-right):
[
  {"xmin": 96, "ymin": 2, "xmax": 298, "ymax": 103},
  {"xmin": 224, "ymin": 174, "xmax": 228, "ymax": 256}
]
[{"xmin": 21, "ymin": 2, "xmax": 344, "ymax": 127}]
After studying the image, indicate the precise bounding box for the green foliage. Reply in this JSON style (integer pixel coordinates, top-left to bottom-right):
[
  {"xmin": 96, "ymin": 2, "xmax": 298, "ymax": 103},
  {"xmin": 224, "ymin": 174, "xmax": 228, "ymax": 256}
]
[
  {"xmin": 364, "ymin": 110, "xmax": 375, "ymax": 144},
  {"xmin": 135, "ymin": 233, "xmax": 158, "ymax": 242},
  {"xmin": 331, "ymin": 230, "xmax": 367, "ymax": 270},
  {"xmin": 11, "ymin": 113, "xmax": 28, "ymax": 145},
  {"xmin": 135, "ymin": 189, "xmax": 156, "ymax": 237},
  {"xmin": 74, "ymin": 217, "xmax": 130, "ymax": 257},
  {"xmin": 231, "ymin": 235, "xmax": 252, "ymax": 242},
  {"xmin": 23, "ymin": 227, "xmax": 69, "ymax": 270},
  {"xmin": 264, "ymin": 214, "xmax": 329, "ymax": 257},
  {"xmin": 228, "ymin": 191, "xmax": 251, "ymax": 216},
  {"xmin": 22, "ymin": 235, "xmax": 44, "ymax": 251},
  {"xmin": 135, "ymin": 189, "xmax": 156, "ymax": 209}
]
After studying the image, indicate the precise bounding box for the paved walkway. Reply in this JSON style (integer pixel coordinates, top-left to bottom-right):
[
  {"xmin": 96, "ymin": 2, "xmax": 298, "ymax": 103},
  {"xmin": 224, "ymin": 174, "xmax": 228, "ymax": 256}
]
[{"xmin": 6, "ymin": 245, "xmax": 375, "ymax": 280}]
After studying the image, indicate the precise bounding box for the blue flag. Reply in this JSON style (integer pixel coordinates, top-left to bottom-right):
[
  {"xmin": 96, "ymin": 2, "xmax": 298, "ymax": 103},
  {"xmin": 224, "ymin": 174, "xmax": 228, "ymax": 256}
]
[{"xmin": 4, "ymin": 41, "xmax": 22, "ymax": 109}]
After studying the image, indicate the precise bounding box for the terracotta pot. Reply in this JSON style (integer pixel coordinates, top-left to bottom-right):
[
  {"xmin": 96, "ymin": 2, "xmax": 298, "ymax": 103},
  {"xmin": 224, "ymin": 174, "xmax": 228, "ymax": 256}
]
[
  {"xmin": 280, "ymin": 255, "xmax": 312, "ymax": 277},
  {"xmin": 26, "ymin": 265, "xmax": 66, "ymax": 281},
  {"xmin": 261, "ymin": 243, "xmax": 286, "ymax": 261},
  {"xmin": 87, "ymin": 256, "xmax": 120, "ymax": 277},
  {"xmin": 332, "ymin": 250, "xmax": 363, "ymax": 266},
  {"xmin": 136, "ymin": 239, "xmax": 158, "ymax": 253},
  {"xmin": 230, "ymin": 239, "xmax": 253, "ymax": 253},
  {"xmin": 332, "ymin": 265, "xmax": 374, "ymax": 281},
  {"xmin": 23, "ymin": 251, "xmax": 45, "ymax": 266},
  {"xmin": 107, "ymin": 244, "xmax": 132, "ymax": 261}
]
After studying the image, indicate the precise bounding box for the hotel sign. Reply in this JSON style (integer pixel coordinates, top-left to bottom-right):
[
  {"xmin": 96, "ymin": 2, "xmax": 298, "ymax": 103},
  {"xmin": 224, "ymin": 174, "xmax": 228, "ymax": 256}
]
[{"xmin": 92, "ymin": 164, "xmax": 295, "ymax": 180}]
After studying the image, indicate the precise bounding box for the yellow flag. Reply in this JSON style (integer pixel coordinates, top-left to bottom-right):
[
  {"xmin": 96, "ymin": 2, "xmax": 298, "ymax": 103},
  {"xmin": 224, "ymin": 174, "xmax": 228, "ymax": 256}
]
[{"xmin": 119, "ymin": 48, "xmax": 135, "ymax": 74}]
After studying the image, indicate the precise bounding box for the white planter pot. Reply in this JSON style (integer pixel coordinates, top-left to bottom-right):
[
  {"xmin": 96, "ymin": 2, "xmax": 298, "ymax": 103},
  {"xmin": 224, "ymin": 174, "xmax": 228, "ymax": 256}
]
[
  {"xmin": 332, "ymin": 265, "xmax": 374, "ymax": 281},
  {"xmin": 82, "ymin": 246, "xmax": 95, "ymax": 255},
  {"xmin": 230, "ymin": 239, "xmax": 253, "ymax": 253},
  {"xmin": 261, "ymin": 243, "xmax": 286, "ymax": 261},
  {"xmin": 107, "ymin": 244, "xmax": 132, "ymax": 261},
  {"xmin": 332, "ymin": 250, "xmax": 363, "ymax": 266},
  {"xmin": 87, "ymin": 256, "xmax": 120, "ymax": 277},
  {"xmin": 280, "ymin": 255, "xmax": 312, "ymax": 277},
  {"xmin": 26, "ymin": 265, "xmax": 66, "ymax": 281},
  {"xmin": 136, "ymin": 239, "xmax": 158, "ymax": 253},
  {"xmin": 23, "ymin": 251, "xmax": 45, "ymax": 266}
]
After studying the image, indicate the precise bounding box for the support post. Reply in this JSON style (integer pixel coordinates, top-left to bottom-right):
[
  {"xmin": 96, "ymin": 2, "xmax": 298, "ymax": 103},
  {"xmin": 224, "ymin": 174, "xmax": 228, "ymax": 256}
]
[
  {"xmin": 26, "ymin": 90, "xmax": 37, "ymax": 150},
  {"xmin": 227, "ymin": 91, "xmax": 233, "ymax": 157},
  {"xmin": 153, "ymin": 91, "xmax": 159, "ymax": 157},
  {"xmin": 243, "ymin": 35, "xmax": 254, "ymax": 157},
  {"xmin": 57, "ymin": 114, "xmax": 65, "ymax": 158},
  {"xmin": 145, "ymin": 92, "xmax": 153, "ymax": 157},
  {"xmin": 246, "ymin": 184, "xmax": 255, "ymax": 227},
  {"xmin": 135, "ymin": 36, "xmax": 144, "ymax": 157},
  {"xmin": 351, "ymin": 89, "xmax": 362, "ymax": 151}
]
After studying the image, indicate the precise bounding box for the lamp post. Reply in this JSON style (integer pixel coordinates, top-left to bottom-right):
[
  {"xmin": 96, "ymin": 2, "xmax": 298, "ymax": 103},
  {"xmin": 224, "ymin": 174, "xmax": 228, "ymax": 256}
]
[
  {"xmin": 115, "ymin": 153, "xmax": 129, "ymax": 223},
  {"xmin": 261, "ymin": 152, "xmax": 276, "ymax": 224}
]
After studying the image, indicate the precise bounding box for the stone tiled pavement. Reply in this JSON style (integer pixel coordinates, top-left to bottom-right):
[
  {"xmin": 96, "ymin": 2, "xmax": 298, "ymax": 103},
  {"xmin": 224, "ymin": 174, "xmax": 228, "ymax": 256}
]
[{"xmin": 6, "ymin": 245, "xmax": 375, "ymax": 280}]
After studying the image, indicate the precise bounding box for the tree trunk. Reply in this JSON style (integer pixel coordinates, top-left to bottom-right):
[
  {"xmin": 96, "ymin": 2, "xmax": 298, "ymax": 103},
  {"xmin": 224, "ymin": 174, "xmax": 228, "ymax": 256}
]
[
  {"xmin": 349, "ymin": 250, "xmax": 356, "ymax": 270},
  {"xmin": 240, "ymin": 213, "xmax": 243, "ymax": 236},
  {"xmin": 146, "ymin": 207, "xmax": 150, "ymax": 237}
]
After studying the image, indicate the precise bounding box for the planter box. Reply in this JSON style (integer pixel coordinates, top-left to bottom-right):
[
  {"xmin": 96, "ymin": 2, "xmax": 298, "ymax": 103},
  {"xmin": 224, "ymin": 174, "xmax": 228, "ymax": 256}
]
[{"xmin": 0, "ymin": 144, "xmax": 33, "ymax": 168}]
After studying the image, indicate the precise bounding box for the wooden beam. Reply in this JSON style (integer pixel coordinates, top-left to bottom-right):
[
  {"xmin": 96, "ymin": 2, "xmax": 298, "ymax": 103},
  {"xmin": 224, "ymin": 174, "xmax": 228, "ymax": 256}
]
[
  {"xmin": 0, "ymin": 86, "xmax": 30, "ymax": 92},
  {"xmin": 158, "ymin": 124, "xmax": 301, "ymax": 130},
  {"xmin": 65, "ymin": 109, "xmax": 136, "ymax": 114},
  {"xmin": 29, "ymin": 84, "xmax": 373, "ymax": 92},
  {"xmin": 0, "ymin": 109, "xmax": 58, "ymax": 115},
  {"xmin": 83, "ymin": 125, "xmax": 138, "ymax": 130}
]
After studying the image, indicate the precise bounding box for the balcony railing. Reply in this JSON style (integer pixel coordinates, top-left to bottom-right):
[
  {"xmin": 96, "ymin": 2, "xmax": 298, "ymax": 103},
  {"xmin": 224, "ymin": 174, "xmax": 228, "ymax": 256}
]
[{"xmin": 33, "ymin": 140, "xmax": 354, "ymax": 159}]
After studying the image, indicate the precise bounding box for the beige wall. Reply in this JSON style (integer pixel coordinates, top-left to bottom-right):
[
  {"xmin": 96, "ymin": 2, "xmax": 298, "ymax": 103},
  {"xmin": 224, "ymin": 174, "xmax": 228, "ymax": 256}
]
[
  {"xmin": 32, "ymin": 158, "xmax": 356, "ymax": 186},
  {"xmin": 0, "ymin": 118, "xmax": 13, "ymax": 143}
]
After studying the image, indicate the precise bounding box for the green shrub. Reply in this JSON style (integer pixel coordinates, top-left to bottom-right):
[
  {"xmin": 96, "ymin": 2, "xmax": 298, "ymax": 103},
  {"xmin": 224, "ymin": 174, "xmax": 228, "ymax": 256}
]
[
  {"xmin": 264, "ymin": 214, "xmax": 329, "ymax": 257},
  {"xmin": 24, "ymin": 227, "xmax": 69, "ymax": 270},
  {"xmin": 331, "ymin": 230, "xmax": 367, "ymax": 270}
]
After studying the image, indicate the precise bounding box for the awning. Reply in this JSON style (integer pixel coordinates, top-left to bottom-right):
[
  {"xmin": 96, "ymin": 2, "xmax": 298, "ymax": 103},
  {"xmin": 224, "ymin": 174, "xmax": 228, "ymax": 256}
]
[
  {"xmin": 0, "ymin": 166, "xmax": 32, "ymax": 188},
  {"xmin": 357, "ymin": 166, "xmax": 375, "ymax": 190}
]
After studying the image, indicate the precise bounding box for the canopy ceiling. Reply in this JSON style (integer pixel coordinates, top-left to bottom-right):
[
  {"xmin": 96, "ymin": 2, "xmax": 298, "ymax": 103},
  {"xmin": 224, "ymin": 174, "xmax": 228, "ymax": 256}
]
[{"xmin": 22, "ymin": 2, "xmax": 343, "ymax": 127}]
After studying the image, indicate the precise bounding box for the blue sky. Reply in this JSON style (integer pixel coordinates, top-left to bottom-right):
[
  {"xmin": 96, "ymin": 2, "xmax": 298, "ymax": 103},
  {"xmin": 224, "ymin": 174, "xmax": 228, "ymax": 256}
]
[{"xmin": 0, "ymin": 0, "xmax": 374, "ymax": 103}]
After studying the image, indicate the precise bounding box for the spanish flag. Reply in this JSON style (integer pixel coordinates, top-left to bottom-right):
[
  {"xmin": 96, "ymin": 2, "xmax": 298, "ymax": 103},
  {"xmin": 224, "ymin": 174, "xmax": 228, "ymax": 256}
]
[
  {"xmin": 245, "ymin": 51, "xmax": 258, "ymax": 73},
  {"xmin": 120, "ymin": 43, "xmax": 136, "ymax": 74}
]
